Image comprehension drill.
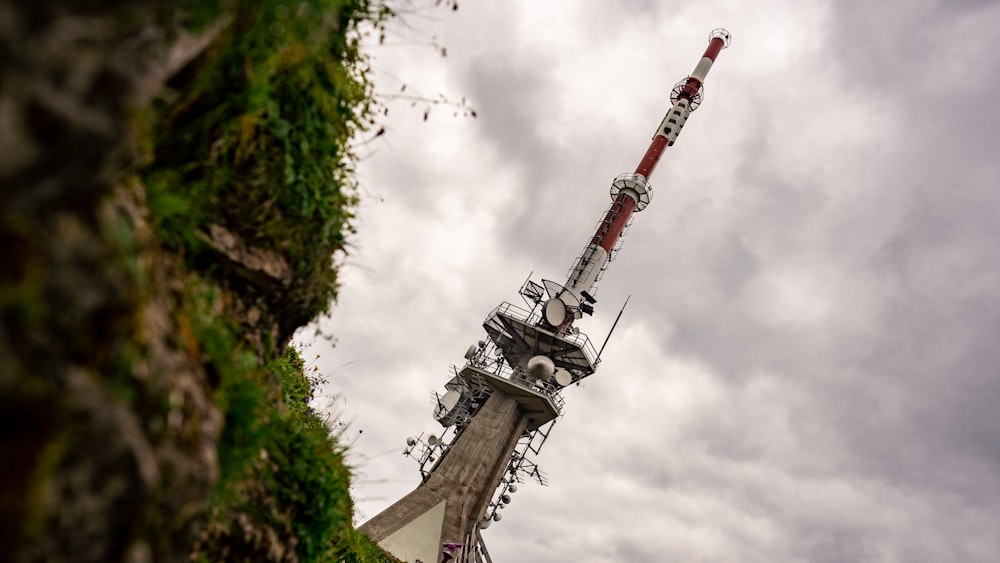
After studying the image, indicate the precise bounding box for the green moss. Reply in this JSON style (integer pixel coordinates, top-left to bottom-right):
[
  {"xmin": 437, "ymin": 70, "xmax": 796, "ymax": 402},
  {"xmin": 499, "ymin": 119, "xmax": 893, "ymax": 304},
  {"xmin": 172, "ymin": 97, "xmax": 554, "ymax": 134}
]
[
  {"xmin": 137, "ymin": 2, "xmax": 400, "ymax": 560},
  {"xmin": 173, "ymin": 212, "xmax": 394, "ymax": 561},
  {"xmin": 145, "ymin": 0, "xmax": 389, "ymax": 324},
  {"xmin": 273, "ymin": 347, "xmax": 314, "ymax": 419},
  {"xmin": 330, "ymin": 530, "xmax": 405, "ymax": 563},
  {"xmin": 267, "ymin": 411, "xmax": 353, "ymax": 560}
]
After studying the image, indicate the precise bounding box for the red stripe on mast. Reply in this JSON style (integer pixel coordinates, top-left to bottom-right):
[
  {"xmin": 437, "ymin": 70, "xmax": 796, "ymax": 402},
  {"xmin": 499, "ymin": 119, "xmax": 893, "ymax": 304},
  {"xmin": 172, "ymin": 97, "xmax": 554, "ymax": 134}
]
[
  {"xmin": 568, "ymin": 29, "xmax": 730, "ymax": 297},
  {"xmin": 591, "ymin": 194, "xmax": 637, "ymax": 254},
  {"xmin": 635, "ymin": 135, "xmax": 669, "ymax": 178},
  {"xmin": 703, "ymin": 37, "xmax": 725, "ymax": 62}
]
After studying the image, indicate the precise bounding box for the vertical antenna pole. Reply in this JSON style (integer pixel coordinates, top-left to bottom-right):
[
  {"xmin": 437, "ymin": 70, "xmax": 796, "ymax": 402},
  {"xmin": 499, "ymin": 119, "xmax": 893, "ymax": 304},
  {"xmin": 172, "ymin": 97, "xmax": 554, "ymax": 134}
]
[
  {"xmin": 596, "ymin": 295, "xmax": 631, "ymax": 361},
  {"xmin": 560, "ymin": 29, "xmax": 731, "ymax": 314}
]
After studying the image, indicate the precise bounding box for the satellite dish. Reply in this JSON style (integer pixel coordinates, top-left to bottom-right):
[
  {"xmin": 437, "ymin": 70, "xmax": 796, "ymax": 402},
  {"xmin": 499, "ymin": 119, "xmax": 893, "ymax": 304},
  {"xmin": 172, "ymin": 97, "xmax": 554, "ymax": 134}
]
[
  {"xmin": 406, "ymin": 437, "xmax": 416, "ymax": 446},
  {"xmin": 427, "ymin": 434, "xmax": 439, "ymax": 446},
  {"xmin": 526, "ymin": 355, "xmax": 555, "ymax": 380},
  {"xmin": 433, "ymin": 390, "xmax": 461, "ymax": 423},
  {"xmin": 464, "ymin": 345, "xmax": 478, "ymax": 360},
  {"xmin": 501, "ymin": 494, "xmax": 511, "ymax": 504},
  {"xmin": 543, "ymin": 298, "xmax": 567, "ymax": 326},
  {"xmin": 493, "ymin": 347, "xmax": 502, "ymax": 356},
  {"xmin": 493, "ymin": 513, "xmax": 503, "ymax": 522},
  {"xmin": 478, "ymin": 340, "xmax": 486, "ymax": 348},
  {"xmin": 508, "ymin": 484, "xmax": 518, "ymax": 493},
  {"xmin": 481, "ymin": 518, "xmax": 492, "ymax": 530},
  {"xmin": 553, "ymin": 368, "xmax": 572, "ymax": 387}
]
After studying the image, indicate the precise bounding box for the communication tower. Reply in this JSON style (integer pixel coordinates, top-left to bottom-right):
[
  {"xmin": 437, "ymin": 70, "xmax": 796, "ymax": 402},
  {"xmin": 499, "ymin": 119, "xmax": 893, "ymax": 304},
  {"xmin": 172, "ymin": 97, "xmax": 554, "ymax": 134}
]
[{"xmin": 360, "ymin": 29, "xmax": 732, "ymax": 563}]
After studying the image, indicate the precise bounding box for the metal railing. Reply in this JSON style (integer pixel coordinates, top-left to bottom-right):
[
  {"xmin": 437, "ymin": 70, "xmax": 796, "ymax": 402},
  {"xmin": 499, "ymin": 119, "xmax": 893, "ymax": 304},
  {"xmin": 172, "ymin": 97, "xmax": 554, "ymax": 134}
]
[
  {"xmin": 486, "ymin": 301, "xmax": 600, "ymax": 367},
  {"xmin": 507, "ymin": 365, "xmax": 566, "ymax": 412},
  {"xmin": 462, "ymin": 362, "xmax": 565, "ymax": 413}
]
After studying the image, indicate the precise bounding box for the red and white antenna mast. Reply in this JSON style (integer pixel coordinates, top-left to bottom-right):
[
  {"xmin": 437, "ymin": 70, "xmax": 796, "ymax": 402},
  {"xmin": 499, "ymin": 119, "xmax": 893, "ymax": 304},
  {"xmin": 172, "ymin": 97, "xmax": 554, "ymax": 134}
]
[
  {"xmin": 360, "ymin": 29, "xmax": 731, "ymax": 563},
  {"xmin": 550, "ymin": 28, "xmax": 732, "ymax": 329}
]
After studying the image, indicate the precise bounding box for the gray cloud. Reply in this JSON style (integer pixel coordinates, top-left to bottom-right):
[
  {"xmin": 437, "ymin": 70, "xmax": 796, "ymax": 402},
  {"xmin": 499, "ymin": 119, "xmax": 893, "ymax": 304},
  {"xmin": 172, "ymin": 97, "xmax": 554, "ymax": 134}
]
[{"xmin": 302, "ymin": 1, "xmax": 1000, "ymax": 561}]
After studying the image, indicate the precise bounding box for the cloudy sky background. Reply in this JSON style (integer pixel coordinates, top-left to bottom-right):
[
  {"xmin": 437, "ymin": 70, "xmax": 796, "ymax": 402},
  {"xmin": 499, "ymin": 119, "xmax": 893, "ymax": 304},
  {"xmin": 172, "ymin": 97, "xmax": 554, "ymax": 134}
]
[{"xmin": 297, "ymin": 1, "xmax": 1000, "ymax": 561}]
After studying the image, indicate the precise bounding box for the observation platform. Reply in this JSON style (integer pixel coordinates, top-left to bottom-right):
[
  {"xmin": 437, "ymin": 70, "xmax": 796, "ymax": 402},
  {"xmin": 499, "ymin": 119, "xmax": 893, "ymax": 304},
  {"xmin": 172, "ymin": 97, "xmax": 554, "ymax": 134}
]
[{"xmin": 482, "ymin": 302, "xmax": 599, "ymax": 381}]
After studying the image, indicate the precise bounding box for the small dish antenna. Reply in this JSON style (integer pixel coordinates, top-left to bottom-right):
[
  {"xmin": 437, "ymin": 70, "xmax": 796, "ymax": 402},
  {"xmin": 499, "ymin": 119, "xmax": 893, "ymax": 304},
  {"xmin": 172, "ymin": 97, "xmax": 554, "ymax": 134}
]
[
  {"xmin": 406, "ymin": 437, "xmax": 416, "ymax": 447},
  {"xmin": 508, "ymin": 484, "xmax": 518, "ymax": 493},
  {"xmin": 464, "ymin": 345, "xmax": 478, "ymax": 360},
  {"xmin": 427, "ymin": 434, "xmax": 439, "ymax": 446},
  {"xmin": 433, "ymin": 390, "xmax": 461, "ymax": 422},
  {"xmin": 553, "ymin": 368, "xmax": 572, "ymax": 387}
]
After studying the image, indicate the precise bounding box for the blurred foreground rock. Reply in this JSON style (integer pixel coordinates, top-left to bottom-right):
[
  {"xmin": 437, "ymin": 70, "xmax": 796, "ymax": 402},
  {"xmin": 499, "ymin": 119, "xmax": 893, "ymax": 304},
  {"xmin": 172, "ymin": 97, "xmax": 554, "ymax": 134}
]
[{"xmin": 0, "ymin": 2, "xmax": 225, "ymax": 561}]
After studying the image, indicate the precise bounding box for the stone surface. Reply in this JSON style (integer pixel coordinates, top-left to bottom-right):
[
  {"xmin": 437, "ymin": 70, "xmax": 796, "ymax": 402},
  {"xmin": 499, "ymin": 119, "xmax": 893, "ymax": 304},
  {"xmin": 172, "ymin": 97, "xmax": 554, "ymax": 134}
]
[
  {"xmin": 0, "ymin": 3, "xmax": 224, "ymax": 562},
  {"xmin": 203, "ymin": 223, "xmax": 294, "ymax": 288}
]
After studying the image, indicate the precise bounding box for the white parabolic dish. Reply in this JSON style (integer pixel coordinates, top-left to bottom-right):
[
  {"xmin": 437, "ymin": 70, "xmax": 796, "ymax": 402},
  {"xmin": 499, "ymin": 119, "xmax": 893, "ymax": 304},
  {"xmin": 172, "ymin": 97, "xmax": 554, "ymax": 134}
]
[
  {"xmin": 553, "ymin": 368, "xmax": 572, "ymax": 387},
  {"xmin": 433, "ymin": 390, "xmax": 461, "ymax": 421},
  {"xmin": 543, "ymin": 298, "xmax": 566, "ymax": 326}
]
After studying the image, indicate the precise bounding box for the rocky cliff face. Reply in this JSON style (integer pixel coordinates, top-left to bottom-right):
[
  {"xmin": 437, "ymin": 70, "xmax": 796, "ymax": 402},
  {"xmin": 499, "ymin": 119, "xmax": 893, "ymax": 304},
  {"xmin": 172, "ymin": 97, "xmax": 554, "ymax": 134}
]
[
  {"xmin": 0, "ymin": 3, "xmax": 228, "ymax": 561},
  {"xmin": 0, "ymin": 2, "xmax": 396, "ymax": 561}
]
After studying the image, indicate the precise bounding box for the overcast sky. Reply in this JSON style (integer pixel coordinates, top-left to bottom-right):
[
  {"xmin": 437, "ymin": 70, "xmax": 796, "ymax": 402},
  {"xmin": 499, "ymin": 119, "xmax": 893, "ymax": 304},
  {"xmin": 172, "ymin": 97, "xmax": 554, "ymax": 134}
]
[{"xmin": 297, "ymin": 1, "xmax": 1000, "ymax": 561}]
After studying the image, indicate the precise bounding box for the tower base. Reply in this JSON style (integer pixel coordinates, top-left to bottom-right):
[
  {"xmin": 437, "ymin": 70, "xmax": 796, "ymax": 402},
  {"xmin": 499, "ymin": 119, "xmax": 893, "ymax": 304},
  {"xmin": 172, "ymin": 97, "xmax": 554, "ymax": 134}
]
[{"xmin": 360, "ymin": 392, "xmax": 527, "ymax": 562}]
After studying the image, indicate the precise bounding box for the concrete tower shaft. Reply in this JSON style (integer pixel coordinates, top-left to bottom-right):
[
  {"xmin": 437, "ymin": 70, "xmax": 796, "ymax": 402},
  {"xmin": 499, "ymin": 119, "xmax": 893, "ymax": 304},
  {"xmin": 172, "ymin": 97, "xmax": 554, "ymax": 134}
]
[{"xmin": 359, "ymin": 393, "xmax": 526, "ymax": 563}]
